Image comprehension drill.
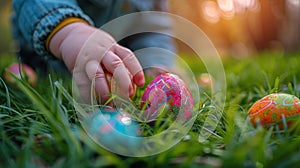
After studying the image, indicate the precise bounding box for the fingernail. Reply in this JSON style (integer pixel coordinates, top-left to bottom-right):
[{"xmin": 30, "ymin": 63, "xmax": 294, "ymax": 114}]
[
  {"xmin": 137, "ymin": 78, "xmax": 145, "ymax": 86},
  {"xmin": 134, "ymin": 71, "xmax": 145, "ymax": 86}
]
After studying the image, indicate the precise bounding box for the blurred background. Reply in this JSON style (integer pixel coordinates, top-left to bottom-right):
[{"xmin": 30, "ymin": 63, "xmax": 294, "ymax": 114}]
[
  {"xmin": 169, "ymin": 0, "xmax": 300, "ymax": 58},
  {"xmin": 0, "ymin": 0, "xmax": 15, "ymax": 68},
  {"xmin": 0, "ymin": 0, "xmax": 299, "ymax": 66}
]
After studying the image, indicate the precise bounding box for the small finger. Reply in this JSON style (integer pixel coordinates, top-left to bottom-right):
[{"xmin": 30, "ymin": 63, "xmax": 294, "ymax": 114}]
[
  {"xmin": 85, "ymin": 60, "xmax": 110, "ymax": 104},
  {"xmin": 113, "ymin": 45, "xmax": 145, "ymax": 86},
  {"xmin": 133, "ymin": 71, "xmax": 145, "ymax": 86},
  {"xmin": 73, "ymin": 68, "xmax": 93, "ymax": 105},
  {"xmin": 102, "ymin": 51, "xmax": 132, "ymax": 99}
]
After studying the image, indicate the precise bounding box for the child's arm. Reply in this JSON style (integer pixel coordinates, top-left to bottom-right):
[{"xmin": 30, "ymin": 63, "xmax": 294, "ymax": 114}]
[
  {"xmin": 12, "ymin": 0, "xmax": 93, "ymax": 59},
  {"xmin": 49, "ymin": 22, "xmax": 145, "ymax": 104},
  {"xmin": 12, "ymin": 0, "xmax": 145, "ymax": 104}
]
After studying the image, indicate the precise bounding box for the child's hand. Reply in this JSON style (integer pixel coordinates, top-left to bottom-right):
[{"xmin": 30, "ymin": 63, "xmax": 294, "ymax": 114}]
[{"xmin": 49, "ymin": 22, "xmax": 145, "ymax": 104}]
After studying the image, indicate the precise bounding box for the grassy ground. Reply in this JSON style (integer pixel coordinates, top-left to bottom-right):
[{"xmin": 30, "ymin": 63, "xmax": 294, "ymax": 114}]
[{"xmin": 1, "ymin": 51, "xmax": 300, "ymax": 168}]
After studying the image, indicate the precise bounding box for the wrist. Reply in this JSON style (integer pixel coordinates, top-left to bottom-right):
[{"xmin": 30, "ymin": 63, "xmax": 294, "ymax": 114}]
[
  {"xmin": 47, "ymin": 18, "xmax": 89, "ymax": 59},
  {"xmin": 49, "ymin": 21, "xmax": 99, "ymax": 71}
]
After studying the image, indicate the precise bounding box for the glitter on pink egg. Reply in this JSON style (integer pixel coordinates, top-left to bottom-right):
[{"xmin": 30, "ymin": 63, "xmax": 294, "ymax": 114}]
[{"xmin": 141, "ymin": 73, "xmax": 194, "ymax": 122}]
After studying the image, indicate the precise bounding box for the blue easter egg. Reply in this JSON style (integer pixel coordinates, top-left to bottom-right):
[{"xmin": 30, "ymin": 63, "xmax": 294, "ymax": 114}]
[{"xmin": 84, "ymin": 108, "xmax": 141, "ymax": 153}]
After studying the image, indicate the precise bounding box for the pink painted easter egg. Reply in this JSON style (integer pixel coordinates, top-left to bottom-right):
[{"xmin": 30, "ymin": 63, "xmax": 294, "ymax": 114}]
[
  {"xmin": 3, "ymin": 63, "xmax": 37, "ymax": 87},
  {"xmin": 141, "ymin": 73, "xmax": 194, "ymax": 122}
]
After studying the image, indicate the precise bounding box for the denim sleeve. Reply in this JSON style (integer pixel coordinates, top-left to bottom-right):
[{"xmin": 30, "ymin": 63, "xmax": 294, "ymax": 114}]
[
  {"xmin": 119, "ymin": 32, "xmax": 177, "ymax": 69},
  {"xmin": 118, "ymin": 0, "xmax": 177, "ymax": 69},
  {"xmin": 12, "ymin": 0, "xmax": 93, "ymax": 59}
]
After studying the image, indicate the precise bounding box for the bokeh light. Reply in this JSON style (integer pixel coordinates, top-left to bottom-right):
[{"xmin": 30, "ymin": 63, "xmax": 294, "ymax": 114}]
[
  {"xmin": 234, "ymin": 0, "xmax": 260, "ymax": 12},
  {"xmin": 217, "ymin": 0, "xmax": 235, "ymax": 19},
  {"xmin": 170, "ymin": 0, "xmax": 300, "ymax": 57},
  {"xmin": 287, "ymin": 0, "xmax": 300, "ymax": 6},
  {"xmin": 201, "ymin": 1, "xmax": 221, "ymax": 23}
]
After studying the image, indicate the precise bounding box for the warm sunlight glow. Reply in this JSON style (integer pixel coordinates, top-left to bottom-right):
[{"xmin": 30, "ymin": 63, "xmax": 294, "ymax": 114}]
[
  {"xmin": 217, "ymin": 0, "xmax": 235, "ymax": 19},
  {"xmin": 234, "ymin": 0, "xmax": 260, "ymax": 13},
  {"xmin": 199, "ymin": 0, "xmax": 261, "ymax": 23},
  {"xmin": 218, "ymin": 0, "xmax": 234, "ymax": 12},
  {"xmin": 201, "ymin": 1, "xmax": 220, "ymax": 24},
  {"xmin": 287, "ymin": 0, "xmax": 300, "ymax": 6}
]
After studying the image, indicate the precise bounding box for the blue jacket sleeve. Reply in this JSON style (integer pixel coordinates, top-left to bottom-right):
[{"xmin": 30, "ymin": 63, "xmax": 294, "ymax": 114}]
[
  {"xmin": 119, "ymin": 0, "xmax": 177, "ymax": 68},
  {"xmin": 119, "ymin": 18, "xmax": 177, "ymax": 69},
  {"xmin": 12, "ymin": 0, "xmax": 93, "ymax": 59}
]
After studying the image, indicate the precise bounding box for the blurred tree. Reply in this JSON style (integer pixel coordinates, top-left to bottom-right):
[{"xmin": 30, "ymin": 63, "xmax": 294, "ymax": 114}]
[
  {"xmin": 246, "ymin": 0, "xmax": 286, "ymax": 50},
  {"xmin": 0, "ymin": 0, "xmax": 13, "ymax": 55},
  {"xmin": 169, "ymin": 0, "xmax": 300, "ymax": 55},
  {"xmin": 281, "ymin": 0, "xmax": 300, "ymax": 51}
]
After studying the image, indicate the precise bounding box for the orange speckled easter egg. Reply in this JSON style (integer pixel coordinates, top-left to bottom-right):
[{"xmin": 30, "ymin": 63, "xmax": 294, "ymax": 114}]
[{"xmin": 248, "ymin": 93, "xmax": 300, "ymax": 128}]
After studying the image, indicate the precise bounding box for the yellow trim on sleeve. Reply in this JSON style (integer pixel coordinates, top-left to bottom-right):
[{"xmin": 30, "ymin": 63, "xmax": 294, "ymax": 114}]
[{"xmin": 46, "ymin": 17, "xmax": 88, "ymax": 51}]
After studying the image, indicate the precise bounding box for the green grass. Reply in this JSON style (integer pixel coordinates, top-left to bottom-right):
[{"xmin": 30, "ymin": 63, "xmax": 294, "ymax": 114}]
[{"xmin": 1, "ymin": 51, "xmax": 300, "ymax": 167}]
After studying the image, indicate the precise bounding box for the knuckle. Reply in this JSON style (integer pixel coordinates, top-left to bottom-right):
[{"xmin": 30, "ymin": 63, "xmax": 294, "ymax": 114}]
[
  {"xmin": 122, "ymin": 47, "xmax": 132, "ymax": 54},
  {"xmin": 94, "ymin": 70, "xmax": 105, "ymax": 79},
  {"xmin": 110, "ymin": 58, "xmax": 123, "ymax": 69}
]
